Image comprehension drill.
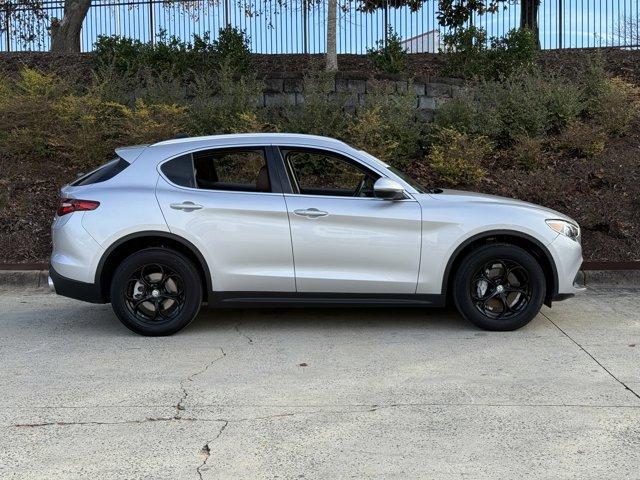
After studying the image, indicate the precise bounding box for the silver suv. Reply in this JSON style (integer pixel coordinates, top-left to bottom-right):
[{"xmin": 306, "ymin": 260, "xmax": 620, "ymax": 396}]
[{"xmin": 49, "ymin": 133, "xmax": 584, "ymax": 336}]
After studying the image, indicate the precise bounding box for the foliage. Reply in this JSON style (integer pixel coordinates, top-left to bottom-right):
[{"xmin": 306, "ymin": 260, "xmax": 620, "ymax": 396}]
[
  {"xmin": 556, "ymin": 121, "xmax": 606, "ymax": 158},
  {"xmin": 211, "ymin": 25, "xmax": 252, "ymax": 73},
  {"xmin": 441, "ymin": 27, "xmax": 538, "ymax": 80},
  {"xmin": 588, "ymin": 76, "xmax": 640, "ymax": 135},
  {"xmin": 436, "ymin": 0, "xmax": 506, "ymax": 28},
  {"xmin": 367, "ymin": 28, "xmax": 407, "ymax": 74},
  {"xmin": 427, "ymin": 127, "xmax": 490, "ymax": 185},
  {"xmin": 188, "ymin": 66, "xmax": 265, "ymax": 135},
  {"xmin": 511, "ymin": 135, "xmax": 544, "ymax": 169},
  {"xmin": 0, "ymin": 68, "xmax": 187, "ymax": 168},
  {"xmin": 347, "ymin": 81, "xmax": 422, "ymax": 167},
  {"xmin": 94, "ymin": 27, "xmax": 251, "ymax": 81},
  {"xmin": 434, "ymin": 68, "xmax": 586, "ymax": 145},
  {"xmin": 275, "ymin": 73, "xmax": 351, "ymax": 137}
]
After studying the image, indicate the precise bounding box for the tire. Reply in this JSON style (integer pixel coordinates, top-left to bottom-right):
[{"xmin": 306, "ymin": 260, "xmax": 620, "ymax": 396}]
[
  {"xmin": 110, "ymin": 248, "xmax": 202, "ymax": 336},
  {"xmin": 453, "ymin": 243, "xmax": 546, "ymax": 331}
]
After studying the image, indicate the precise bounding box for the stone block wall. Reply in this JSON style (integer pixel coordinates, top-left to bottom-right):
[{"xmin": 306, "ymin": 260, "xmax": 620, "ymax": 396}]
[{"xmin": 258, "ymin": 72, "xmax": 463, "ymax": 119}]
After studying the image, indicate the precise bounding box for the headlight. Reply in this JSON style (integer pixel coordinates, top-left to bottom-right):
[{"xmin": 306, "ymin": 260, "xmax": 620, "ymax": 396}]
[{"xmin": 546, "ymin": 219, "xmax": 580, "ymax": 242}]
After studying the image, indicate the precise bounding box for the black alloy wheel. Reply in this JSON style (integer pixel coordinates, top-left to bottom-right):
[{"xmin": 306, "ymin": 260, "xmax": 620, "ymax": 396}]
[
  {"xmin": 110, "ymin": 248, "xmax": 202, "ymax": 336},
  {"xmin": 453, "ymin": 243, "xmax": 546, "ymax": 331}
]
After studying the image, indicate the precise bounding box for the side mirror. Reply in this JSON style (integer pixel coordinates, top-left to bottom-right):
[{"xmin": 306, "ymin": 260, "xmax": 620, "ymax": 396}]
[{"xmin": 373, "ymin": 178, "xmax": 405, "ymax": 200}]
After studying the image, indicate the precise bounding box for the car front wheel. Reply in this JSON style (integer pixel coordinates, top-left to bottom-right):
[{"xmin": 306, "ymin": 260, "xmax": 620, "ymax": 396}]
[
  {"xmin": 110, "ymin": 248, "xmax": 203, "ymax": 336},
  {"xmin": 453, "ymin": 243, "xmax": 546, "ymax": 331}
]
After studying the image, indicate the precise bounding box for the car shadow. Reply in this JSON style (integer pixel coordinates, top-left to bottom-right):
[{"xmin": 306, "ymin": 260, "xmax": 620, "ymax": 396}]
[
  {"xmin": 187, "ymin": 305, "xmax": 471, "ymax": 335},
  {"xmin": 67, "ymin": 303, "xmax": 471, "ymax": 337}
]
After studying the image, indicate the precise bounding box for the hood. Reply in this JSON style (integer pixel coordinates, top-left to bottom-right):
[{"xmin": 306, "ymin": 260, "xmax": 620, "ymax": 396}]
[{"xmin": 425, "ymin": 189, "xmax": 576, "ymax": 223}]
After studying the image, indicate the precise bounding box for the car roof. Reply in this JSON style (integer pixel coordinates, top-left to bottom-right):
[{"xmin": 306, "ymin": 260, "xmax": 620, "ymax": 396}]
[
  {"xmin": 152, "ymin": 133, "xmax": 349, "ymax": 149},
  {"xmin": 120, "ymin": 133, "xmax": 356, "ymax": 165}
]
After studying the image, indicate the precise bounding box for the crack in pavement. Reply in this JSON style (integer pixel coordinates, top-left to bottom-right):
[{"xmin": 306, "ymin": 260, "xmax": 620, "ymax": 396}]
[
  {"xmin": 234, "ymin": 322, "xmax": 253, "ymax": 344},
  {"xmin": 175, "ymin": 347, "xmax": 227, "ymax": 419},
  {"xmin": 14, "ymin": 416, "xmax": 204, "ymax": 428},
  {"xmin": 542, "ymin": 311, "xmax": 640, "ymax": 401},
  {"xmin": 196, "ymin": 420, "xmax": 228, "ymax": 480}
]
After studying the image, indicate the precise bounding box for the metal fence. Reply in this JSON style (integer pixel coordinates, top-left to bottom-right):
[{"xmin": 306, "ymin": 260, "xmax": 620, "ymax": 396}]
[{"xmin": 2, "ymin": 0, "xmax": 639, "ymax": 53}]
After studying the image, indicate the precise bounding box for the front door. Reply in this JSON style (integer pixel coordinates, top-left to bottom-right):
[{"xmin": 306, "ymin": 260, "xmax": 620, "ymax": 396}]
[
  {"xmin": 156, "ymin": 146, "xmax": 295, "ymax": 292},
  {"xmin": 280, "ymin": 147, "xmax": 422, "ymax": 294}
]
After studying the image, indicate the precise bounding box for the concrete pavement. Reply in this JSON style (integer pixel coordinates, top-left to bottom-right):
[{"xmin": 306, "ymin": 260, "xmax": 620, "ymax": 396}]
[{"xmin": 1, "ymin": 287, "xmax": 639, "ymax": 479}]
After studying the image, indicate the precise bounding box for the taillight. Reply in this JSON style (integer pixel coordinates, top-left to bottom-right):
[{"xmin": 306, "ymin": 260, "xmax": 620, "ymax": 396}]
[{"xmin": 57, "ymin": 198, "xmax": 100, "ymax": 216}]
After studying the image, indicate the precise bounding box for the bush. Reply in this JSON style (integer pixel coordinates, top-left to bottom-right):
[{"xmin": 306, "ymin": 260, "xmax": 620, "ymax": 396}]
[
  {"xmin": 441, "ymin": 27, "xmax": 538, "ymax": 80},
  {"xmin": 347, "ymin": 80, "xmax": 422, "ymax": 167},
  {"xmin": 94, "ymin": 27, "xmax": 251, "ymax": 83},
  {"xmin": 511, "ymin": 135, "xmax": 544, "ymax": 169},
  {"xmin": 367, "ymin": 28, "xmax": 407, "ymax": 74},
  {"xmin": 556, "ymin": 121, "xmax": 606, "ymax": 158},
  {"xmin": 0, "ymin": 68, "xmax": 188, "ymax": 168},
  {"xmin": 188, "ymin": 66, "xmax": 264, "ymax": 135},
  {"xmin": 434, "ymin": 69, "xmax": 585, "ymax": 145},
  {"xmin": 211, "ymin": 26, "xmax": 252, "ymax": 73},
  {"xmin": 589, "ymin": 77, "xmax": 640, "ymax": 135},
  {"xmin": 427, "ymin": 127, "xmax": 491, "ymax": 186},
  {"xmin": 275, "ymin": 73, "xmax": 351, "ymax": 137}
]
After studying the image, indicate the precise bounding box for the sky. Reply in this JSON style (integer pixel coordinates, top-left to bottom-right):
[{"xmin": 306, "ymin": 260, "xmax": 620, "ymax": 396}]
[{"xmin": 3, "ymin": 0, "xmax": 639, "ymax": 53}]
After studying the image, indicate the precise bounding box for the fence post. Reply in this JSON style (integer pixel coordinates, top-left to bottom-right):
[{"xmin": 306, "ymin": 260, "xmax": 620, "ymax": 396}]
[
  {"xmin": 303, "ymin": 0, "xmax": 308, "ymax": 53},
  {"xmin": 383, "ymin": 0, "xmax": 388, "ymax": 46},
  {"xmin": 4, "ymin": 5, "xmax": 10, "ymax": 52},
  {"xmin": 557, "ymin": 0, "xmax": 563, "ymax": 49},
  {"xmin": 149, "ymin": 0, "xmax": 154, "ymax": 44}
]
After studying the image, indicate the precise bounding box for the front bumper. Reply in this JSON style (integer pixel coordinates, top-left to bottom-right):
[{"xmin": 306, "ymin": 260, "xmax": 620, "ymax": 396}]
[
  {"xmin": 549, "ymin": 233, "xmax": 587, "ymax": 301},
  {"xmin": 49, "ymin": 265, "xmax": 106, "ymax": 304}
]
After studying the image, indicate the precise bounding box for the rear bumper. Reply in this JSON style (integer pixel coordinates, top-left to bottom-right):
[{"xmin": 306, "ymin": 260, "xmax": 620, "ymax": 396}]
[{"xmin": 49, "ymin": 265, "xmax": 106, "ymax": 304}]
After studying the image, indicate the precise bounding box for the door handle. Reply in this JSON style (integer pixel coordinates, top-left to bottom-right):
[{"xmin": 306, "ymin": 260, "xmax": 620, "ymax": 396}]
[
  {"xmin": 293, "ymin": 208, "xmax": 328, "ymax": 218},
  {"xmin": 170, "ymin": 201, "xmax": 203, "ymax": 212}
]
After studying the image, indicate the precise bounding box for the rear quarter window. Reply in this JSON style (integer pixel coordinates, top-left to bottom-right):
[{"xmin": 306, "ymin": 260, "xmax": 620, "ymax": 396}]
[
  {"xmin": 71, "ymin": 157, "xmax": 130, "ymax": 186},
  {"xmin": 160, "ymin": 154, "xmax": 196, "ymax": 188}
]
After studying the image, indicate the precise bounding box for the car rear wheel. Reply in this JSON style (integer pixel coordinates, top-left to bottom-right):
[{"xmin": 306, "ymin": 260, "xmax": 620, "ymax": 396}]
[
  {"xmin": 110, "ymin": 248, "xmax": 202, "ymax": 336},
  {"xmin": 453, "ymin": 243, "xmax": 546, "ymax": 331}
]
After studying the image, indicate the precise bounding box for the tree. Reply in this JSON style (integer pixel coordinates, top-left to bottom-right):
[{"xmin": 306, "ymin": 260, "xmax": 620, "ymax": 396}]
[
  {"xmin": 437, "ymin": 0, "xmax": 540, "ymax": 47},
  {"xmin": 50, "ymin": 0, "xmax": 91, "ymax": 52},
  {"xmin": 326, "ymin": 0, "xmax": 338, "ymax": 71},
  {"xmin": 519, "ymin": 0, "xmax": 540, "ymax": 44}
]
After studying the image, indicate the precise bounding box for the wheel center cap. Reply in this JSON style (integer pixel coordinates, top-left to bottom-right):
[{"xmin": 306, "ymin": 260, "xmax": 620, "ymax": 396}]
[
  {"xmin": 151, "ymin": 289, "xmax": 160, "ymax": 298},
  {"xmin": 496, "ymin": 285, "xmax": 505, "ymax": 294}
]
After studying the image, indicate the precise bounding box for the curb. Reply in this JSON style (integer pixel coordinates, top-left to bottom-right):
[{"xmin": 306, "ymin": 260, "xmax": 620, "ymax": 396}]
[
  {"xmin": 0, "ymin": 270, "xmax": 50, "ymax": 289},
  {"xmin": 1, "ymin": 269, "xmax": 639, "ymax": 291}
]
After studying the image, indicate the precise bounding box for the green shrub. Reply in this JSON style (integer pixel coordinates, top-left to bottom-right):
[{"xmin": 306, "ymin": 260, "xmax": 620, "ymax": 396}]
[
  {"xmin": 94, "ymin": 27, "xmax": 251, "ymax": 83},
  {"xmin": 275, "ymin": 73, "xmax": 350, "ymax": 137},
  {"xmin": 211, "ymin": 25, "xmax": 252, "ymax": 73},
  {"xmin": 347, "ymin": 80, "xmax": 422, "ymax": 167},
  {"xmin": 441, "ymin": 27, "xmax": 537, "ymax": 80},
  {"xmin": 556, "ymin": 121, "xmax": 606, "ymax": 158},
  {"xmin": 434, "ymin": 69, "xmax": 585, "ymax": 145},
  {"xmin": 511, "ymin": 135, "xmax": 545, "ymax": 169},
  {"xmin": 427, "ymin": 127, "xmax": 491, "ymax": 186},
  {"xmin": 367, "ymin": 28, "xmax": 407, "ymax": 74},
  {"xmin": 0, "ymin": 68, "xmax": 189, "ymax": 168},
  {"xmin": 589, "ymin": 77, "xmax": 639, "ymax": 135},
  {"xmin": 188, "ymin": 66, "xmax": 264, "ymax": 135}
]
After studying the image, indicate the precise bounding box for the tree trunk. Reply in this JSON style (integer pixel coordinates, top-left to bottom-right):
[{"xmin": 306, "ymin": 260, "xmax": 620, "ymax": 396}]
[
  {"xmin": 50, "ymin": 0, "xmax": 91, "ymax": 53},
  {"xmin": 520, "ymin": 0, "xmax": 540, "ymax": 48},
  {"xmin": 326, "ymin": 0, "xmax": 338, "ymax": 71}
]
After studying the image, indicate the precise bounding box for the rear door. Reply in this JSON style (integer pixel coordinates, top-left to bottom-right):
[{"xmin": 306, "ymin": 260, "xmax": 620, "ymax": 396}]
[
  {"xmin": 279, "ymin": 147, "xmax": 422, "ymax": 294},
  {"xmin": 155, "ymin": 146, "xmax": 295, "ymax": 292}
]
